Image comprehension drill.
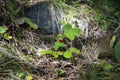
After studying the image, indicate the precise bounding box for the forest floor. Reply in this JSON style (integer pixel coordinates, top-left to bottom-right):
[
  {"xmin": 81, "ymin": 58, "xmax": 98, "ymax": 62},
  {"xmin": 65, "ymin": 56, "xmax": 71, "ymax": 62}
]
[{"xmin": 0, "ymin": 0, "xmax": 120, "ymax": 80}]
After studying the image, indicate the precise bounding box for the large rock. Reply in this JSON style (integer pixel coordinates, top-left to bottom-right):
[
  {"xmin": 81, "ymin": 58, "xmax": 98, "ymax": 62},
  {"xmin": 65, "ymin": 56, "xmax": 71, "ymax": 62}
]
[{"xmin": 25, "ymin": 1, "xmax": 62, "ymax": 35}]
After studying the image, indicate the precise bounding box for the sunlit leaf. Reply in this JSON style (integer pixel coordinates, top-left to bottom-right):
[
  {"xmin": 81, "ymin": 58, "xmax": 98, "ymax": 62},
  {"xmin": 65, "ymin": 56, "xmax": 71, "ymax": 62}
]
[
  {"xmin": 25, "ymin": 74, "xmax": 33, "ymax": 80},
  {"xmin": 54, "ymin": 42, "xmax": 64, "ymax": 50},
  {"xmin": 63, "ymin": 51, "xmax": 72, "ymax": 58},
  {"xmin": 109, "ymin": 35, "xmax": 116, "ymax": 48},
  {"xmin": 17, "ymin": 72, "xmax": 26, "ymax": 79},
  {"xmin": 63, "ymin": 23, "xmax": 82, "ymax": 41},
  {"xmin": 69, "ymin": 47, "xmax": 80, "ymax": 54},
  {"xmin": 40, "ymin": 50, "xmax": 52, "ymax": 55},
  {"xmin": 52, "ymin": 52, "xmax": 59, "ymax": 58},
  {"xmin": 57, "ymin": 51, "xmax": 63, "ymax": 55},
  {"xmin": 4, "ymin": 33, "xmax": 12, "ymax": 40},
  {"xmin": 64, "ymin": 23, "xmax": 74, "ymax": 40},
  {"xmin": 0, "ymin": 26, "xmax": 8, "ymax": 34}
]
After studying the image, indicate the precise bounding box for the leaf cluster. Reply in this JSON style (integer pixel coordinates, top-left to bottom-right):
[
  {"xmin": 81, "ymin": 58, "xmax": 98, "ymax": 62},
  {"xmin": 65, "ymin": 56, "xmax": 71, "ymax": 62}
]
[{"xmin": 41, "ymin": 23, "xmax": 81, "ymax": 59}]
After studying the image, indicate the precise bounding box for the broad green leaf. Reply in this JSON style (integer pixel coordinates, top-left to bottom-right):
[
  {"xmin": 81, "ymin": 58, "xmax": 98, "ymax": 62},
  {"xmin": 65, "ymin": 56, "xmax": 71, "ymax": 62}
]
[
  {"xmin": 25, "ymin": 17, "xmax": 38, "ymax": 29},
  {"xmin": 64, "ymin": 23, "xmax": 74, "ymax": 40},
  {"xmin": 109, "ymin": 35, "xmax": 116, "ymax": 48},
  {"xmin": 0, "ymin": 26, "xmax": 8, "ymax": 34},
  {"xmin": 65, "ymin": 31, "xmax": 75, "ymax": 40},
  {"xmin": 54, "ymin": 42, "xmax": 64, "ymax": 50},
  {"xmin": 114, "ymin": 40, "xmax": 120, "ymax": 63},
  {"xmin": 63, "ymin": 23, "xmax": 82, "ymax": 41},
  {"xmin": 63, "ymin": 51, "xmax": 72, "ymax": 58},
  {"xmin": 69, "ymin": 47, "xmax": 80, "ymax": 54},
  {"xmin": 63, "ymin": 23, "xmax": 72, "ymax": 32},
  {"xmin": 52, "ymin": 52, "xmax": 59, "ymax": 58},
  {"xmin": 73, "ymin": 28, "xmax": 82, "ymax": 36}
]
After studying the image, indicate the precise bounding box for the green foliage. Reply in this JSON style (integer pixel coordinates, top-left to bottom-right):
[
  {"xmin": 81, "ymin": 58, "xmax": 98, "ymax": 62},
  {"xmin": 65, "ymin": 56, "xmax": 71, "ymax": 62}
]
[
  {"xmin": 24, "ymin": 17, "xmax": 38, "ymax": 29},
  {"xmin": 114, "ymin": 40, "xmax": 120, "ymax": 63},
  {"xmin": 54, "ymin": 41, "xmax": 64, "ymax": 51},
  {"xmin": 41, "ymin": 47, "xmax": 80, "ymax": 59},
  {"xmin": 41, "ymin": 50, "xmax": 59, "ymax": 58},
  {"xmin": 102, "ymin": 61, "xmax": 113, "ymax": 71},
  {"xmin": 17, "ymin": 72, "xmax": 26, "ymax": 79},
  {"xmin": 0, "ymin": 26, "xmax": 12, "ymax": 40},
  {"xmin": 40, "ymin": 23, "xmax": 81, "ymax": 59},
  {"xmin": 64, "ymin": 23, "xmax": 82, "ymax": 41},
  {"xmin": 0, "ymin": 26, "xmax": 8, "ymax": 34},
  {"xmin": 6, "ymin": 0, "xmax": 21, "ymax": 18},
  {"xmin": 63, "ymin": 51, "xmax": 72, "ymax": 58},
  {"xmin": 93, "ymin": 0, "xmax": 120, "ymax": 30},
  {"xmin": 40, "ymin": 50, "xmax": 53, "ymax": 55},
  {"xmin": 69, "ymin": 47, "xmax": 80, "ymax": 54},
  {"xmin": 109, "ymin": 35, "xmax": 116, "ymax": 48}
]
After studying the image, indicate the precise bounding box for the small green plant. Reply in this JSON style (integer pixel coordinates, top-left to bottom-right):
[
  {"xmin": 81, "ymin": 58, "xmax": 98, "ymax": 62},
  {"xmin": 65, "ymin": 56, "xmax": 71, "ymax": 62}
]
[
  {"xmin": 64, "ymin": 23, "xmax": 82, "ymax": 40},
  {"xmin": 40, "ymin": 23, "xmax": 81, "ymax": 59}
]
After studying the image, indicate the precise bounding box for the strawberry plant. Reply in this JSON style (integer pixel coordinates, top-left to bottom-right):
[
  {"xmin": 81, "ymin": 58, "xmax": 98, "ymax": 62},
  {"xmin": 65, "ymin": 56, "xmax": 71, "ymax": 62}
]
[{"xmin": 40, "ymin": 23, "xmax": 82, "ymax": 59}]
